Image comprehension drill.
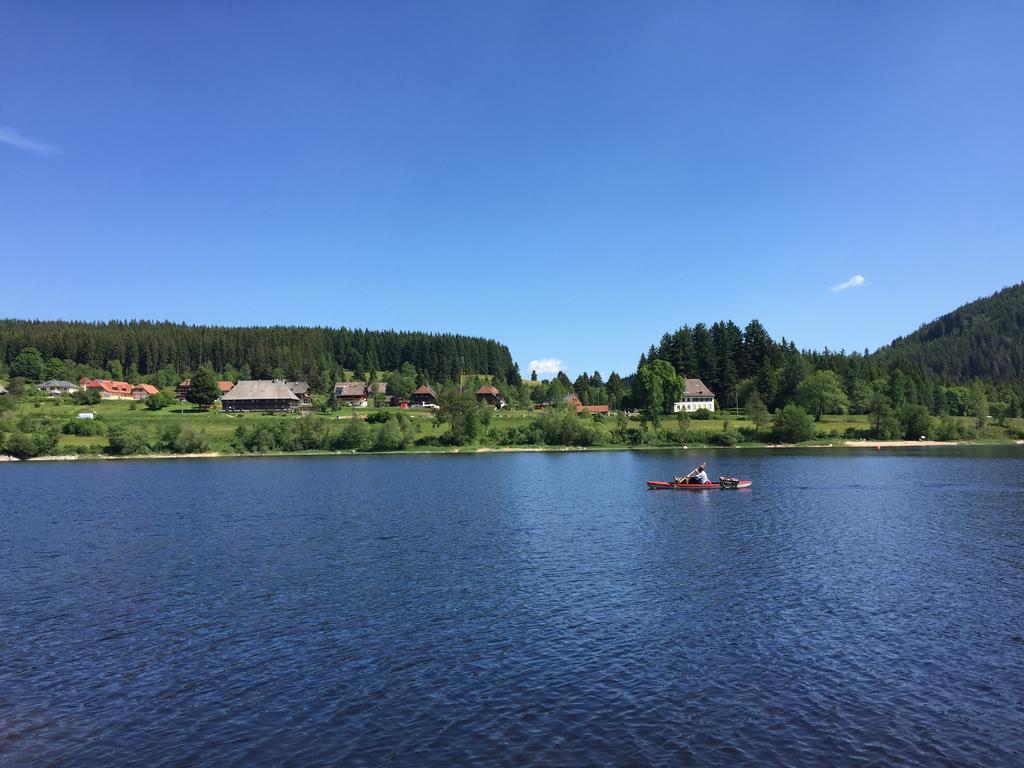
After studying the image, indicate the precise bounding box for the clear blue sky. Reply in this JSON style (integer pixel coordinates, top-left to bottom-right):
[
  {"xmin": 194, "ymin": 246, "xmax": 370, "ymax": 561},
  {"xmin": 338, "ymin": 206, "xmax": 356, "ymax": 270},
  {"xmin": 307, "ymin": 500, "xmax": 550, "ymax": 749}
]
[{"xmin": 3, "ymin": 2, "xmax": 1022, "ymax": 378}]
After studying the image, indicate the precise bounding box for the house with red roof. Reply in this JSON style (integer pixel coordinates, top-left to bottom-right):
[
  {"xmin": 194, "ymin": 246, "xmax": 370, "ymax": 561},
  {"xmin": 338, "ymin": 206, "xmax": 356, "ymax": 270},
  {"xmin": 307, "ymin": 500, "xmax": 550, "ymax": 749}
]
[
  {"xmin": 132, "ymin": 384, "xmax": 160, "ymax": 400},
  {"xmin": 83, "ymin": 379, "xmax": 135, "ymax": 400},
  {"xmin": 563, "ymin": 392, "xmax": 610, "ymax": 415}
]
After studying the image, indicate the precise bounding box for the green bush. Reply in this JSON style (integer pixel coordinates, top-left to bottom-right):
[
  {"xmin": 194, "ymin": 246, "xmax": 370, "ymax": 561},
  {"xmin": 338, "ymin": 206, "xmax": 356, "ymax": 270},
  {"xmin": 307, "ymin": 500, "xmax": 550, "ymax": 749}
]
[
  {"xmin": 71, "ymin": 389, "xmax": 101, "ymax": 405},
  {"xmin": 899, "ymin": 404, "xmax": 934, "ymax": 441},
  {"xmin": 934, "ymin": 416, "xmax": 974, "ymax": 441},
  {"xmin": 3, "ymin": 428, "xmax": 59, "ymax": 459},
  {"xmin": 534, "ymin": 407, "xmax": 596, "ymax": 446},
  {"xmin": 771, "ymin": 405, "xmax": 815, "ymax": 443},
  {"xmin": 105, "ymin": 425, "xmax": 149, "ymax": 455},
  {"xmin": 495, "ymin": 424, "xmax": 541, "ymax": 446},
  {"xmin": 371, "ymin": 419, "xmax": 410, "ymax": 451},
  {"xmin": 145, "ymin": 391, "xmax": 175, "ymax": 410},
  {"xmin": 157, "ymin": 422, "xmax": 210, "ymax": 453},
  {"xmin": 63, "ymin": 418, "xmax": 104, "ymax": 436},
  {"xmin": 706, "ymin": 428, "xmax": 741, "ymax": 446},
  {"xmin": 691, "ymin": 409, "xmax": 712, "ymax": 420},
  {"xmin": 234, "ymin": 422, "xmax": 279, "ymax": 452},
  {"xmin": 332, "ymin": 417, "xmax": 370, "ymax": 451}
]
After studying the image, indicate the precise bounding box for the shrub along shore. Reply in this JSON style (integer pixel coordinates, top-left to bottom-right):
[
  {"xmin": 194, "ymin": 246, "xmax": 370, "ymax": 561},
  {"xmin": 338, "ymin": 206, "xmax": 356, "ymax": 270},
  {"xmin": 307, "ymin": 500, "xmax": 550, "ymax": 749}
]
[{"xmin": 2, "ymin": 394, "xmax": 1021, "ymax": 461}]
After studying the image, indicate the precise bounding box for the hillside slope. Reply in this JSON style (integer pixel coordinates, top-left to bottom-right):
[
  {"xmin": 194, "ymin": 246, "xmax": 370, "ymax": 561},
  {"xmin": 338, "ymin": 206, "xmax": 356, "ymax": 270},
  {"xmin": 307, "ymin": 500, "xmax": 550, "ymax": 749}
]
[{"xmin": 873, "ymin": 283, "xmax": 1024, "ymax": 382}]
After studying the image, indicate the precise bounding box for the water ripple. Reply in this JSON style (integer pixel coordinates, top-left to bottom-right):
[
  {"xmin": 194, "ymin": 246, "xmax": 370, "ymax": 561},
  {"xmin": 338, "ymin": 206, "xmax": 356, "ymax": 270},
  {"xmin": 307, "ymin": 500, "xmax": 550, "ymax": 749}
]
[{"xmin": 1, "ymin": 449, "xmax": 1023, "ymax": 766}]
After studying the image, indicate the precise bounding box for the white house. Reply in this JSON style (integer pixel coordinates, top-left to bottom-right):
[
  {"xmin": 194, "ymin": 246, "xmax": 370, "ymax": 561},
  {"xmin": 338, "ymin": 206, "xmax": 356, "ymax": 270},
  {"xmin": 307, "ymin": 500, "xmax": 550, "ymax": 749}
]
[
  {"xmin": 38, "ymin": 380, "xmax": 80, "ymax": 396},
  {"xmin": 673, "ymin": 378, "xmax": 716, "ymax": 413}
]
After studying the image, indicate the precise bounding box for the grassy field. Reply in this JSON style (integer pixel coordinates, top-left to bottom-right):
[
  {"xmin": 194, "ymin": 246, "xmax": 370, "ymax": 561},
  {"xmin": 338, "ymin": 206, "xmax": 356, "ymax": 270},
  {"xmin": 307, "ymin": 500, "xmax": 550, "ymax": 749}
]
[{"xmin": 3, "ymin": 396, "xmax": 1022, "ymax": 457}]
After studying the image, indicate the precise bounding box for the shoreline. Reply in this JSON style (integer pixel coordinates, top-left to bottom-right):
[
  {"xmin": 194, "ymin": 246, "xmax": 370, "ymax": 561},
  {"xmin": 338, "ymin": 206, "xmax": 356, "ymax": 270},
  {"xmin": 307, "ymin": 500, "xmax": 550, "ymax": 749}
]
[{"xmin": 3, "ymin": 440, "xmax": 1021, "ymax": 462}]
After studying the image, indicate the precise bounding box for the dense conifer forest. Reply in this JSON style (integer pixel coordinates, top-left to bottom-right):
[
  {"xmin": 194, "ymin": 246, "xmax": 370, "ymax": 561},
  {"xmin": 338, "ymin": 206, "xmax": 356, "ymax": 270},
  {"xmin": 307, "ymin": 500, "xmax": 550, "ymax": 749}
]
[
  {"xmin": 0, "ymin": 320, "xmax": 521, "ymax": 391},
  {"xmin": 638, "ymin": 282, "xmax": 1024, "ymax": 418},
  {"xmin": 873, "ymin": 283, "xmax": 1024, "ymax": 382},
  {"xmin": 1, "ymin": 283, "xmax": 1022, "ymax": 419}
]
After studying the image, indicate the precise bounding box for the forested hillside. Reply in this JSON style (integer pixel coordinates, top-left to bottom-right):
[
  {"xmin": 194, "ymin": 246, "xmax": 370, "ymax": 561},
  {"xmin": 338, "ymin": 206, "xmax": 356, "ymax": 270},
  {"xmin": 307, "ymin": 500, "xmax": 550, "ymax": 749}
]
[
  {"xmin": 0, "ymin": 320, "xmax": 520, "ymax": 391},
  {"xmin": 872, "ymin": 283, "xmax": 1024, "ymax": 382},
  {"xmin": 638, "ymin": 283, "xmax": 1024, "ymax": 420}
]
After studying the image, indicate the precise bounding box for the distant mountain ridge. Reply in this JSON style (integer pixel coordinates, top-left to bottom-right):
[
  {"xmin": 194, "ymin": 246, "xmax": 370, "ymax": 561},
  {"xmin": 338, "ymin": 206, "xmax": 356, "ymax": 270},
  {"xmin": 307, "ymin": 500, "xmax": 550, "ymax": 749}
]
[{"xmin": 873, "ymin": 282, "xmax": 1024, "ymax": 383}]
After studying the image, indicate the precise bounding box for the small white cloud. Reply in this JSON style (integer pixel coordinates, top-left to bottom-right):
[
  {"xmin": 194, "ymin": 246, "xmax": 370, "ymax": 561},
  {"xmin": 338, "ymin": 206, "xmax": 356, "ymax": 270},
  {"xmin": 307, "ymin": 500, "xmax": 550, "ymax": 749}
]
[
  {"xmin": 528, "ymin": 358, "xmax": 563, "ymax": 377},
  {"xmin": 0, "ymin": 125, "xmax": 59, "ymax": 155},
  {"xmin": 831, "ymin": 274, "xmax": 866, "ymax": 292}
]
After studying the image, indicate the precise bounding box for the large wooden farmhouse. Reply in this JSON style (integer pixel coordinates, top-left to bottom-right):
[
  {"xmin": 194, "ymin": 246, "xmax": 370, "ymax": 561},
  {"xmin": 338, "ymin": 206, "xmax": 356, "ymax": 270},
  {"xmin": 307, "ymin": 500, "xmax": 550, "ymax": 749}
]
[{"xmin": 221, "ymin": 380, "xmax": 300, "ymax": 413}]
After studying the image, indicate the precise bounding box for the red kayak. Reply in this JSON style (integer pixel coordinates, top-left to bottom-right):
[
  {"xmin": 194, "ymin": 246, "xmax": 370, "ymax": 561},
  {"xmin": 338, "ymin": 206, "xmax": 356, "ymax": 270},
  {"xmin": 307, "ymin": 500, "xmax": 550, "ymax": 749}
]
[{"xmin": 647, "ymin": 479, "xmax": 752, "ymax": 490}]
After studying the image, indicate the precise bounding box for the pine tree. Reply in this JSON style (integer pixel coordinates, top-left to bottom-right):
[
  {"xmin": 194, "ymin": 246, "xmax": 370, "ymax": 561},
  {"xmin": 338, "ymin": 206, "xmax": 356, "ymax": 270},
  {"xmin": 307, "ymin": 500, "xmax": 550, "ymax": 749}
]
[{"xmin": 187, "ymin": 367, "xmax": 221, "ymax": 410}]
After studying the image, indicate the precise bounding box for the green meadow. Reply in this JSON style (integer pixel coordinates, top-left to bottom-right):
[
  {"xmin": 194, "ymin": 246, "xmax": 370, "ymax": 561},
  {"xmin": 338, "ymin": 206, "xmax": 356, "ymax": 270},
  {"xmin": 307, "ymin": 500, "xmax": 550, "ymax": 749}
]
[{"xmin": 5, "ymin": 396, "xmax": 1021, "ymax": 458}]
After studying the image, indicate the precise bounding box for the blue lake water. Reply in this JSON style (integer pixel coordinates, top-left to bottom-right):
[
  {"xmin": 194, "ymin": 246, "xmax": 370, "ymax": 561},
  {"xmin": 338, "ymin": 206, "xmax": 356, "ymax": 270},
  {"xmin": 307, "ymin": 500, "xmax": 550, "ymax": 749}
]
[{"xmin": 2, "ymin": 448, "xmax": 1024, "ymax": 766}]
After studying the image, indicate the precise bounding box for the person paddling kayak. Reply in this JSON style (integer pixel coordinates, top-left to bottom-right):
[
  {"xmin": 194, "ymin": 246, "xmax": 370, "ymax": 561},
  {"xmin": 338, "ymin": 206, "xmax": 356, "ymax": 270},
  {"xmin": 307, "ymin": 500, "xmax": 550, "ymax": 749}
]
[{"xmin": 674, "ymin": 463, "xmax": 710, "ymax": 485}]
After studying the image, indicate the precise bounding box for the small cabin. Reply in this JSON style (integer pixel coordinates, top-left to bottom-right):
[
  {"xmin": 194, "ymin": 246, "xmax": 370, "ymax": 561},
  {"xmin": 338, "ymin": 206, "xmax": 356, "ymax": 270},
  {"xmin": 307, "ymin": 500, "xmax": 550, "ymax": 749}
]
[
  {"xmin": 475, "ymin": 385, "xmax": 505, "ymax": 408},
  {"xmin": 411, "ymin": 384, "xmax": 438, "ymax": 408}
]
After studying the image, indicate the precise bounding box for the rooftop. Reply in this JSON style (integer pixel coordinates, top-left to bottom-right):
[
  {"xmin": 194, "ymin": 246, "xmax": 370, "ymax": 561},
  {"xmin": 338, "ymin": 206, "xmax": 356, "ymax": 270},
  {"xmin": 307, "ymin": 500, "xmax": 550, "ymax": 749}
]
[
  {"xmin": 221, "ymin": 380, "xmax": 300, "ymax": 401},
  {"xmin": 684, "ymin": 378, "xmax": 714, "ymax": 397},
  {"xmin": 335, "ymin": 381, "xmax": 368, "ymax": 397}
]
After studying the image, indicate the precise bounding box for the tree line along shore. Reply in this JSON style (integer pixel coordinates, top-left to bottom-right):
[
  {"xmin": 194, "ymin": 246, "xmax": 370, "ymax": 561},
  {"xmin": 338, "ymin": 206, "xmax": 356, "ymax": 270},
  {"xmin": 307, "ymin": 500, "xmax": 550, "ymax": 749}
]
[
  {"xmin": 0, "ymin": 388, "xmax": 1021, "ymax": 461},
  {"xmin": 2, "ymin": 283, "xmax": 1023, "ymax": 458}
]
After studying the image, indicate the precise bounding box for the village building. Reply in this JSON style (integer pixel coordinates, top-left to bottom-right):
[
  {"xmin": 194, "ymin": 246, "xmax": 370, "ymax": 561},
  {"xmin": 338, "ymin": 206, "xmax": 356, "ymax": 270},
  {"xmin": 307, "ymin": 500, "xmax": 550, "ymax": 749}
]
[
  {"xmin": 410, "ymin": 384, "xmax": 439, "ymax": 408},
  {"xmin": 176, "ymin": 379, "xmax": 235, "ymax": 401},
  {"xmin": 286, "ymin": 381, "xmax": 311, "ymax": 404},
  {"xmin": 334, "ymin": 381, "xmax": 369, "ymax": 407},
  {"xmin": 475, "ymin": 385, "xmax": 506, "ymax": 408},
  {"xmin": 83, "ymin": 378, "xmax": 135, "ymax": 400},
  {"xmin": 131, "ymin": 384, "xmax": 160, "ymax": 400},
  {"xmin": 368, "ymin": 383, "xmax": 406, "ymax": 407},
  {"xmin": 38, "ymin": 380, "xmax": 79, "ymax": 396},
  {"xmin": 220, "ymin": 380, "xmax": 300, "ymax": 413},
  {"xmin": 563, "ymin": 392, "xmax": 610, "ymax": 415},
  {"xmin": 673, "ymin": 378, "xmax": 716, "ymax": 413}
]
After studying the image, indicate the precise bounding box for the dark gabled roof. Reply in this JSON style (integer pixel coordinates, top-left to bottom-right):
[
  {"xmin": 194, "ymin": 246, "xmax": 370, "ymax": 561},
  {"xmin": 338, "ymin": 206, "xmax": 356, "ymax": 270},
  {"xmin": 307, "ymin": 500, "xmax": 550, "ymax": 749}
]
[
  {"xmin": 39, "ymin": 380, "xmax": 76, "ymax": 388},
  {"xmin": 476, "ymin": 385, "xmax": 501, "ymax": 396},
  {"xmin": 286, "ymin": 381, "xmax": 309, "ymax": 395},
  {"xmin": 412, "ymin": 384, "xmax": 437, "ymax": 398},
  {"xmin": 221, "ymin": 380, "xmax": 299, "ymax": 401},
  {"xmin": 684, "ymin": 378, "xmax": 714, "ymax": 397},
  {"xmin": 334, "ymin": 381, "xmax": 368, "ymax": 397}
]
